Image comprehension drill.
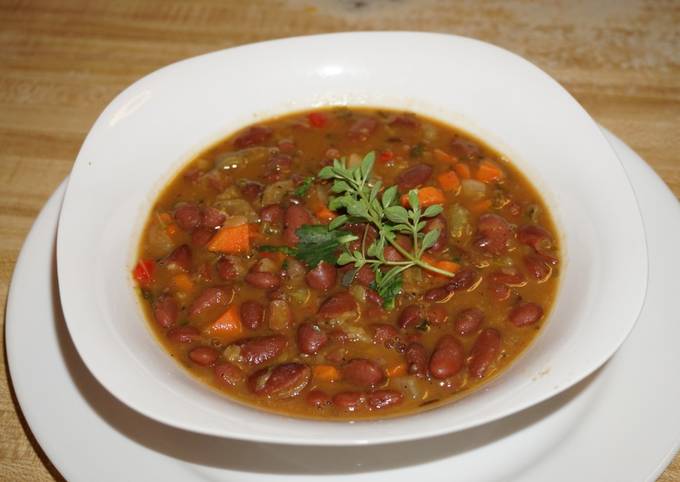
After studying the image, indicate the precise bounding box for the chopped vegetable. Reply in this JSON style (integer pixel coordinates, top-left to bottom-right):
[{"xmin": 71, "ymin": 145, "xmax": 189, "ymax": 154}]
[
  {"xmin": 260, "ymin": 225, "xmax": 357, "ymax": 267},
  {"xmin": 308, "ymin": 111, "xmax": 328, "ymax": 128},
  {"xmin": 401, "ymin": 186, "xmax": 446, "ymax": 208},
  {"xmin": 207, "ymin": 223, "xmax": 251, "ymax": 253},
  {"xmin": 433, "ymin": 148, "xmax": 457, "ymax": 165},
  {"xmin": 313, "ymin": 364, "xmax": 340, "ymax": 381},
  {"xmin": 315, "ymin": 207, "xmax": 337, "ymax": 223},
  {"xmin": 386, "ymin": 363, "xmax": 407, "ymax": 378},
  {"xmin": 475, "ymin": 159, "xmax": 504, "ymax": 183},
  {"xmin": 378, "ymin": 150, "xmax": 395, "ymax": 163},
  {"xmin": 454, "ymin": 163, "xmax": 471, "ymax": 179},
  {"xmin": 437, "ymin": 170, "xmax": 461, "ymax": 192},
  {"xmin": 294, "ymin": 176, "xmax": 315, "ymax": 197},
  {"xmin": 133, "ymin": 259, "xmax": 155, "ymax": 287},
  {"xmin": 203, "ymin": 304, "xmax": 243, "ymax": 342},
  {"xmin": 470, "ymin": 199, "xmax": 493, "ymax": 214},
  {"xmin": 172, "ymin": 273, "xmax": 194, "ymax": 292}
]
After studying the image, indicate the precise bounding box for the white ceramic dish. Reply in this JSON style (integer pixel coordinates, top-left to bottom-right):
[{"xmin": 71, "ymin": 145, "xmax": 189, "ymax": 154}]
[
  {"xmin": 56, "ymin": 32, "xmax": 647, "ymax": 445},
  {"xmin": 7, "ymin": 130, "xmax": 679, "ymax": 480}
]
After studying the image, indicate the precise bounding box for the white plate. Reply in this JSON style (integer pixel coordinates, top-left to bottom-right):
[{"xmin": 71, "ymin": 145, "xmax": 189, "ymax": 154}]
[
  {"xmin": 56, "ymin": 32, "xmax": 647, "ymax": 444},
  {"xmin": 6, "ymin": 129, "xmax": 679, "ymax": 481}
]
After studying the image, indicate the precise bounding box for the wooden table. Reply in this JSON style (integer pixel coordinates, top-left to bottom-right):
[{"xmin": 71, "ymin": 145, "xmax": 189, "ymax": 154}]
[{"xmin": 1, "ymin": 1, "xmax": 678, "ymax": 480}]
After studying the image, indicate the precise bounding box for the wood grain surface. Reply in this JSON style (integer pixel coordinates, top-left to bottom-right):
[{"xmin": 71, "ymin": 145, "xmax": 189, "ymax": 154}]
[{"xmin": 1, "ymin": 1, "xmax": 678, "ymax": 480}]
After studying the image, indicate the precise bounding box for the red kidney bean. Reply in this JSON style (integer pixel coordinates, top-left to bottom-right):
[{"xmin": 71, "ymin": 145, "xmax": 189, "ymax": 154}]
[
  {"xmin": 490, "ymin": 270, "xmax": 526, "ymax": 287},
  {"xmin": 213, "ymin": 362, "xmax": 243, "ymax": 387},
  {"xmin": 284, "ymin": 205, "xmax": 313, "ymax": 246},
  {"xmin": 396, "ymin": 164, "xmax": 433, "ymax": 191},
  {"xmin": 240, "ymin": 300, "xmax": 265, "ymax": 330},
  {"xmin": 240, "ymin": 181, "xmax": 263, "ymax": 202},
  {"xmin": 364, "ymin": 289, "xmax": 383, "ymax": 306},
  {"xmin": 429, "ymin": 335, "xmax": 465, "ymax": 379},
  {"xmin": 189, "ymin": 346, "xmax": 218, "ymax": 367},
  {"xmin": 191, "ymin": 227, "xmax": 214, "ymax": 247},
  {"xmin": 248, "ymin": 363, "xmax": 311, "ymax": 398},
  {"xmin": 153, "ymin": 294, "xmax": 178, "ymax": 328},
  {"xmin": 189, "ymin": 287, "xmax": 233, "ymax": 317},
  {"xmin": 454, "ymin": 308, "xmax": 485, "ymax": 336},
  {"xmin": 469, "ymin": 328, "xmax": 501, "ymax": 378},
  {"xmin": 305, "ymin": 261, "xmax": 337, "ymax": 291},
  {"xmin": 347, "ymin": 117, "xmax": 378, "ymax": 142},
  {"xmin": 215, "ymin": 257, "xmax": 238, "ymax": 280},
  {"xmin": 372, "ymin": 323, "xmax": 400, "ymax": 344},
  {"xmin": 165, "ymin": 244, "xmax": 192, "ymax": 272},
  {"xmin": 345, "ymin": 223, "xmax": 378, "ymax": 253},
  {"xmin": 201, "ymin": 207, "xmax": 226, "ymax": 229},
  {"xmin": 174, "ymin": 203, "xmax": 202, "ymax": 231},
  {"xmin": 306, "ymin": 389, "xmax": 331, "ymax": 408},
  {"xmin": 398, "ymin": 305, "xmax": 422, "ymax": 329},
  {"xmin": 405, "ymin": 342, "xmax": 428, "ymax": 376},
  {"xmin": 342, "ymin": 359, "xmax": 385, "ymax": 388},
  {"xmin": 450, "ymin": 136, "xmax": 482, "ymax": 159},
  {"xmin": 389, "ymin": 114, "xmax": 420, "ymax": 128},
  {"xmin": 260, "ymin": 204, "xmax": 284, "ymax": 226},
  {"xmin": 517, "ymin": 224, "xmax": 552, "ymax": 251},
  {"xmin": 234, "ymin": 125, "xmax": 272, "ymax": 148},
  {"xmin": 245, "ymin": 271, "xmax": 281, "ymax": 290},
  {"xmin": 383, "ymin": 235, "xmax": 412, "ymax": 262},
  {"xmin": 166, "ymin": 325, "xmax": 199, "ymax": 343},
  {"xmin": 318, "ymin": 292, "xmax": 358, "ymax": 320},
  {"xmin": 267, "ymin": 299, "xmax": 292, "ymax": 331},
  {"xmin": 489, "ymin": 281, "xmax": 511, "ymax": 301},
  {"xmin": 509, "ymin": 302, "xmax": 544, "ymax": 327},
  {"xmin": 238, "ymin": 334, "xmax": 288, "ymax": 366},
  {"xmin": 366, "ymin": 390, "xmax": 403, "ymax": 410},
  {"xmin": 424, "ymin": 267, "xmax": 480, "ymax": 301},
  {"xmin": 524, "ymin": 254, "xmax": 552, "ymax": 281},
  {"xmin": 332, "ymin": 391, "xmax": 365, "ymax": 411},
  {"xmin": 474, "ymin": 213, "xmax": 513, "ymax": 255},
  {"xmin": 297, "ymin": 323, "xmax": 328, "ymax": 355},
  {"xmin": 355, "ymin": 265, "xmax": 376, "ymax": 286},
  {"xmin": 423, "ymin": 286, "xmax": 450, "ymax": 303},
  {"xmin": 425, "ymin": 306, "xmax": 448, "ymax": 325},
  {"xmin": 423, "ymin": 215, "xmax": 447, "ymax": 252}
]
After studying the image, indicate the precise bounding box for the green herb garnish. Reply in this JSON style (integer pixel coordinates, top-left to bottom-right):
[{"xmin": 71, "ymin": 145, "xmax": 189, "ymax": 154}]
[
  {"xmin": 259, "ymin": 225, "xmax": 357, "ymax": 267},
  {"xmin": 293, "ymin": 176, "xmax": 315, "ymax": 197}
]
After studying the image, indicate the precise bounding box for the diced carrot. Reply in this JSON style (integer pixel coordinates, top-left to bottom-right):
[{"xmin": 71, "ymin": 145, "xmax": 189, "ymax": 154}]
[
  {"xmin": 159, "ymin": 212, "xmax": 173, "ymax": 225},
  {"xmin": 386, "ymin": 363, "xmax": 407, "ymax": 378},
  {"xmin": 133, "ymin": 259, "xmax": 155, "ymax": 287},
  {"xmin": 203, "ymin": 304, "xmax": 243, "ymax": 342},
  {"xmin": 207, "ymin": 223, "xmax": 250, "ymax": 253},
  {"xmin": 437, "ymin": 170, "xmax": 461, "ymax": 192},
  {"xmin": 454, "ymin": 163, "xmax": 471, "ymax": 179},
  {"xmin": 422, "ymin": 256, "xmax": 460, "ymax": 278},
  {"xmin": 401, "ymin": 186, "xmax": 446, "ymax": 208},
  {"xmin": 470, "ymin": 199, "xmax": 493, "ymax": 214},
  {"xmin": 316, "ymin": 207, "xmax": 337, "ymax": 223},
  {"xmin": 378, "ymin": 150, "xmax": 395, "ymax": 163},
  {"xmin": 165, "ymin": 223, "xmax": 179, "ymax": 237},
  {"xmin": 475, "ymin": 159, "xmax": 504, "ymax": 183},
  {"xmin": 172, "ymin": 273, "xmax": 194, "ymax": 293},
  {"xmin": 312, "ymin": 364, "xmax": 340, "ymax": 382},
  {"xmin": 433, "ymin": 148, "xmax": 458, "ymax": 165},
  {"xmin": 307, "ymin": 111, "xmax": 328, "ymax": 128}
]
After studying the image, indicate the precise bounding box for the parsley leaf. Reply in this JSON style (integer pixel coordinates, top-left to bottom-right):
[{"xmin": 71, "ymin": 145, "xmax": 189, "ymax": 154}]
[
  {"xmin": 293, "ymin": 176, "xmax": 315, "ymax": 197},
  {"xmin": 372, "ymin": 267, "xmax": 403, "ymax": 310},
  {"xmin": 259, "ymin": 225, "xmax": 357, "ymax": 267}
]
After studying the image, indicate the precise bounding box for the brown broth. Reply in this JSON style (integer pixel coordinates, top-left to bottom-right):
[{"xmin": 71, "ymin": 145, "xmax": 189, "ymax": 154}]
[{"xmin": 135, "ymin": 107, "xmax": 560, "ymax": 420}]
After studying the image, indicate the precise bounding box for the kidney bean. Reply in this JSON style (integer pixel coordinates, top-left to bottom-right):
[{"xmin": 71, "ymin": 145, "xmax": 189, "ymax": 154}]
[
  {"xmin": 364, "ymin": 289, "xmax": 383, "ymax": 306},
  {"xmin": 234, "ymin": 125, "xmax": 272, "ymax": 148},
  {"xmin": 517, "ymin": 224, "xmax": 552, "ymax": 251},
  {"xmin": 306, "ymin": 389, "xmax": 331, "ymax": 408},
  {"xmin": 383, "ymin": 235, "xmax": 412, "ymax": 262},
  {"xmin": 347, "ymin": 117, "xmax": 378, "ymax": 142},
  {"xmin": 214, "ymin": 362, "xmax": 243, "ymax": 387},
  {"xmin": 450, "ymin": 136, "xmax": 482, "ymax": 159},
  {"xmin": 490, "ymin": 270, "xmax": 526, "ymax": 287},
  {"xmin": 355, "ymin": 265, "xmax": 375, "ymax": 286},
  {"xmin": 398, "ymin": 305, "xmax": 422, "ymax": 329},
  {"xmin": 165, "ymin": 244, "xmax": 192, "ymax": 272},
  {"xmin": 425, "ymin": 306, "xmax": 448, "ymax": 325},
  {"xmin": 284, "ymin": 205, "xmax": 313, "ymax": 246},
  {"xmin": 509, "ymin": 302, "xmax": 544, "ymax": 327},
  {"xmin": 245, "ymin": 271, "xmax": 281, "ymax": 290},
  {"xmin": 201, "ymin": 207, "xmax": 226, "ymax": 229},
  {"xmin": 238, "ymin": 334, "xmax": 288, "ymax": 366},
  {"xmin": 423, "ymin": 215, "xmax": 448, "ymax": 252},
  {"xmin": 215, "ymin": 257, "xmax": 237, "ymax": 281},
  {"xmin": 342, "ymin": 359, "xmax": 385, "ymax": 388},
  {"xmin": 424, "ymin": 267, "xmax": 480, "ymax": 301},
  {"xmin": 366, "ymin": 390, "xmax": 403, "ymax": 410},
  {"xmin": 297, "ymin": 323, "xmax": 328, "ymax": 355},
  {"xmin": 248, "ymin": 363, "xmax": 311, "ymax": 398},
  {"xmin": 405, "ymin": 342, "xmax": 428, "ymax": 376},
  {"xmin": 240, "ymin": 300, "xmax": 265, "ymax": 330},
  {"xmin": 332, "ymin": 391, "xmax": 365, "ymax": 411},
  {"xmin": 396, "ymin": 163, "xmax": 433, "ymax": 191},
  {"xmin": 423, "ymin": 286, "xmax": 450, "ymax": 303},
  {"xmin": 345, "ymin": 223, "xmax": 378, "ymax": 253},
  {"xmin": 189, "ymin": 287, "xmax": 233, "ymax": 317},
  {"xmin": 240, "ymin": 181, "xmax": 263, "ymax": 202},
  {"xmin": 454, "ymin": 308, "xmax": 485, "ymax": 336},
  {"xmin": 474, "ymin": 213, "xmax": 513, "ymax": 255},
  {"xmin": 189, "ymin": 346, "xmax": 219, "ymax": 367},
  {"xmin": 191, "ymin": 228, "xmax": 214, "ymax": 247},
  {"xmin": 166, "ymin": 325, "xmax": 199, "ymax": 343},
  {"xmin": 267, "ymin": 299, "xmax": 292, "ymax": 331},
  {"xmin": 153, "ymin": 294, "xmax": 178, "ymax": 328},
  {"xmin": 429, "ymin": 335, "xmax": 465, "ymax": 379},
  {"xmin": 174, "ymin": 203, "xmax": 202, "ymax": 231},
  {"xmin": 260, "ymin": 204, "xmax": 284, "ymax": 226},
  {"xmin": 389, "ymin": 114, "xmax": 420, "ymax": 128},
  {"xmin": 489, "ymin": 281, "xmax": 511, "ymax": 301},
  {"xmin": 372, "ymin": 323, "xmax": 400, "ymax": 344},
  {"xmin": 469, "ymin": 328, "xmax": 502, "ymax": 378},
  {"xmin": 525, "ymin": 254, "xmax": 552, "ymax": 281},
  {"xmin": 318, "ymin": 292, "xmax": 358, "ymax": 320},
  {"xmin": 305, "ymin": 261, "xmax": 337, "ymax": 291}
]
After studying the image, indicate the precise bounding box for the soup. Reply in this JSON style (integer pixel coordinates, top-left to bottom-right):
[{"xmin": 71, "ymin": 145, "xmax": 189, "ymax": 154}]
[{"xmin": 133, "ymin": 107, "xmax": 560, "ymax": 419}]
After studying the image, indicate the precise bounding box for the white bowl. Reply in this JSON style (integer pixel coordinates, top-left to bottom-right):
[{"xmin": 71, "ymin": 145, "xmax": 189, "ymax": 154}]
[{"xmin": 57, "ymin": 32, "xmax": 647, "ymax": 446}]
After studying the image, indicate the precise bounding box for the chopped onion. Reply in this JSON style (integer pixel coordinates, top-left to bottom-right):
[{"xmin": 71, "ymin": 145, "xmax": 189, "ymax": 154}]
[{"xmin": 461, "ymin": 179, "xmax": 487, "ymax": 200}]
